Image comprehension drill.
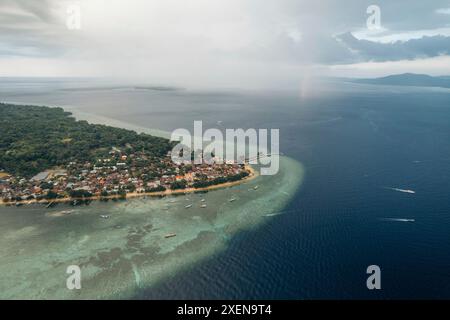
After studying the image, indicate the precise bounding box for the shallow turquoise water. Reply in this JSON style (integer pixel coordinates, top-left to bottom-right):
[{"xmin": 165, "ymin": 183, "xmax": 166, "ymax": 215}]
[{"xmin": 0, "ymin": 157, "xmax": 303, "ymax": 299}]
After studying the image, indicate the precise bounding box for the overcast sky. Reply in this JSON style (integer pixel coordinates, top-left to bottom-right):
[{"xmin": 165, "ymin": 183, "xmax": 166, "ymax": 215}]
[{"xmin": 1, "ymin": 0, "xmax": 450, "ymax": 88}]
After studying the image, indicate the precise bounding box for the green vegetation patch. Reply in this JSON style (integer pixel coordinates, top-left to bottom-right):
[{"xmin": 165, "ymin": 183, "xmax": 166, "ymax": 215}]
[{"xmin": 0, "ymin": 103, "xmax": 173, "ymax": 178}]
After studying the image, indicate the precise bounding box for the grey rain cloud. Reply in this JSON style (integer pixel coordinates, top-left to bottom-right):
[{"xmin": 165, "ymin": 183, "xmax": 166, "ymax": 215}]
[
  {"xmin": 336, "ymin": 32, "xmax": 450, "ymax": 63},
  {"xmin": 1, "ymin": 0, "xmax": 450, "ymax": 83},
  {"xmin": 0, "ymin": 0, "xmax": 66, "ymax": 57}
]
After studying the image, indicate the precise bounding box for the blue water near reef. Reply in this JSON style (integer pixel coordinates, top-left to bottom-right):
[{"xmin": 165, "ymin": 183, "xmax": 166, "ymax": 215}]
[{"xmin": 1, "ymin": 79, "xmax": 450, "ymax": 298}]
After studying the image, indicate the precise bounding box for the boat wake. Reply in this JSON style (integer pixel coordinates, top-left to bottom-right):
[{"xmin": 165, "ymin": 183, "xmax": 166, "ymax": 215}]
[
  {"xmin": 264, "ymin": 212, "xmax": 283, "ymax": 217},
  {"xmin": 379, "ymin": 218, "xmax": 415, "ymax": 222},
  {"xmin": 384, "ymin": 187, "xmax": 416, "ymax": 194}
]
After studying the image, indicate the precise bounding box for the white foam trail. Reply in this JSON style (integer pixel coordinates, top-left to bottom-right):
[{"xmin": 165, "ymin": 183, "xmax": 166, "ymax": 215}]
[
  {"xmin": 379, "ymin": 218, "xmax": 415, "ymax": 222},
  {"xmin": 384, "ymin": 187, "xmax": 416, "ymax": 194},
  {"xmin": 131, "ymin": 262, "xmax": 141, "ymax": 287},
  {"xmin": 264, "ymin": 212, "xmax": 283, "ymax": 217}
]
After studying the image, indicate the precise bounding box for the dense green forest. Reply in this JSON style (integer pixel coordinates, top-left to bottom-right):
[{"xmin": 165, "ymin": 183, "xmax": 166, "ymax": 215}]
[{"xmin": 0, "ymin": 103, "xmax": 173, "ymax": 177}]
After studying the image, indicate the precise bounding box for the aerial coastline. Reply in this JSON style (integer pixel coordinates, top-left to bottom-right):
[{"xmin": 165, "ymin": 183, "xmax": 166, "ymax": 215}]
[
  {"xmin": 0, "ymin": 97, "xmax": 305, "ymax": 300},
  {"xmin": 0, "ymin": 164, "xmax": 257, "ymax": 206},
  {"xmin": 0, "ymin": 155, "xmax": 304, "ymax": 299},
  {"xmin": 0, "ymin": 103, "xmax": 254, "ymax": 206}
]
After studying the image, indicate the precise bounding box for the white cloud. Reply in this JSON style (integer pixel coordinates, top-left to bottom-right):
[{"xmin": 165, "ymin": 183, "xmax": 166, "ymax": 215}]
[
  {"xmin": 353, "ymin": 27, "xmax": 450, "ymax": 43},
  {"xmin": 285, "ymin": 27, "xmax": 303, "ymax": 43},
  {"xmin": 436, "ymin": 8, "xmax": 450, "ymax": 15},
  {"xmin": 2, "ymin": 0, "xmax": 450, "ymax": 87}
]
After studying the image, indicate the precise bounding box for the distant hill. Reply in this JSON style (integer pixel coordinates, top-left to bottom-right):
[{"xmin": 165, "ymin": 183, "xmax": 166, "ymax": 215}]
[{"xmin": 352, "ymin": 73, "xmax": 450, "ymax": 89}]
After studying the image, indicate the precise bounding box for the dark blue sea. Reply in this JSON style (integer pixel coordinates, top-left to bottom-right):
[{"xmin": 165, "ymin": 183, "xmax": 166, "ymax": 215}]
[{"xmin": 2, "ymin": 78, "xmax": 450, "ymax": 298}]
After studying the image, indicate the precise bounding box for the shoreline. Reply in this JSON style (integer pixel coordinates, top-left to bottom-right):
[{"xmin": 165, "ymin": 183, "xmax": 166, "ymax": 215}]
[
  {"xmin": 1, "ymin": 164, "xmax": 258, "ymax": 207},
  {"xmin": 1, "ymin": 103, "xmax": 261, "ymax": 208}
]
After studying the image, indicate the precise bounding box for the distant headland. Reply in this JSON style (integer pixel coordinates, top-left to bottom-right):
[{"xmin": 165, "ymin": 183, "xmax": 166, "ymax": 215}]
[{"xmin": 350, "ymin": 73, "xmax": 450, "ymax": 89}]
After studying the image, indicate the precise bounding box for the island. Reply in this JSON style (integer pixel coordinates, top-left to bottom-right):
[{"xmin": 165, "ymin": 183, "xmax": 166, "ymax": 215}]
[
  {"xmin": 0, "ymin": 103, "xmax": 253, "ymax": 205},
  {"xmin": 350, "ymin": 73, "xmax": 450, "ymax": 89}
]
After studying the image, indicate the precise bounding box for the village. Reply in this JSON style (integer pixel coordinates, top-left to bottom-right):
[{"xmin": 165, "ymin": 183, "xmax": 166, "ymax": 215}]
[{"xmin": 0, "ymin": 146, "xmax": 250, "ymax": 204}]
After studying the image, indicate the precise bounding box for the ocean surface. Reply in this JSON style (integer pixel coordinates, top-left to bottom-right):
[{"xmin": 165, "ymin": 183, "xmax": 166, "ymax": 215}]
[{"xmin": 1, "ymin": 78, "xmax": 450, "ymax": 299}]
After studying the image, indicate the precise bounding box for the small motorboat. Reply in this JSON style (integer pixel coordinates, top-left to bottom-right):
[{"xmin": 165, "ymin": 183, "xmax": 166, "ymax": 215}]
[
  {"xmin": 46, "ymin": 201, "xmax": 55, "ymax": 208},
  {"xmin": 200, "ymin": 204, "xmax": 207, "ymax": 208},
  {"xmin": 185, "ymin": 204, "xmax": 193, "ymax": 209},
  {"xmin": 60, "ymin": 210, "xmax": 74, "ymax": 216},
  {"xmin": 164, "ymin": 233, "xmax": 177, "ymax": 238},
  {"xmin": 100, "ymin": 215, "xmax": 110, "ymax": 219}
]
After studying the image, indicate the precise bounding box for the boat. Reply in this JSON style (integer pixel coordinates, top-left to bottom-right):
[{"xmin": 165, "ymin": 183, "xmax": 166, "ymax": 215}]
[
  {"xmin": 164, "ymin": 233, "xmax": 177, "ymax": 238},
  {"xmin": 380, "ymin": 218, "xmax": 415, "ymax": 222},
  {"xmin": 264, "ymin": 212, "xmax": 282, "ymax": 217},
  {"xmin": 200, "ymin": 204, "xmax": 207, "ymax": 208},
  {"xmin": 100, "ymin": 215, "xmax": 110, "ymax": 219},
  {"xmin": 46, "ymin": 201, "xmax": 55, "ymax": 208},
  {"xmin": 253, "ymin": 185, "xmax": 259, "ymax": 190},
  {"xmin": 385, "ymin": 187, "xmax": 415, "ymax": 194},
  {"xmin": 229, "ymin": 197, "xmax": 236, "ymax": 202},
  {"xmin": 200, "ymin": 199, "xmax": 206, "ymax": 202},
  {"xmin": 60, "ymin": 210, "xmax": 74, "ymax": 216},
  {"xmin": 185, "ymin": 204, "xmax": 193, "ymax": 209}
]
